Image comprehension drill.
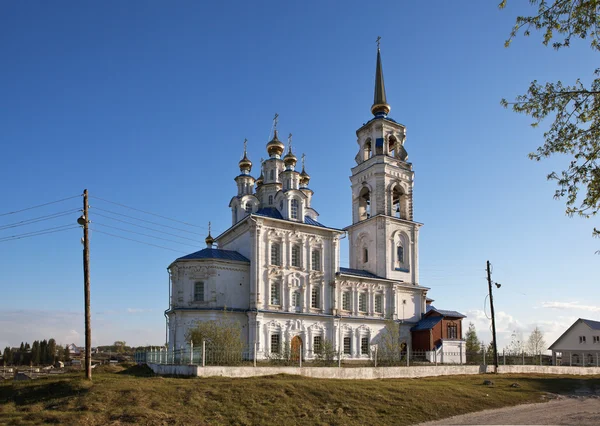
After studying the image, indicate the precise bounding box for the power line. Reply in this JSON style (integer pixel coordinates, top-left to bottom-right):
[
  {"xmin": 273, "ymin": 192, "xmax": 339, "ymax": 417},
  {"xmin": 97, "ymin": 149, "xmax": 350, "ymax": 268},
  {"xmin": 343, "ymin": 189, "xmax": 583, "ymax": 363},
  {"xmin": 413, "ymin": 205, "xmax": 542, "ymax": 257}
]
[
  {"xmin": 91, "ymin": 228, "xmax": 188, "ymax": 254},
  {"xmin": 0, "ymin": 195, "xmax": 81, "ymax": 217},
  {"xmin": 93, "ymin": 222, "xmax": 199, "ymax": 247},
  {"xmin": 0, "ymin": 209, "xmax": 81, "ymax": 231},
  {"xmin": 90, "ymin": 211, "xmax": 204, "ymax": 243},
  {"xmin": 0, "ymin": 225, "xmax": 80, "ymax": 242},
  {"xmin": 91, "ymin": 207, "xmax": 206, "ymax": 236},
  {"xmin": 90, "ymin": 195, "xmax": 205, "ymax": 229}
]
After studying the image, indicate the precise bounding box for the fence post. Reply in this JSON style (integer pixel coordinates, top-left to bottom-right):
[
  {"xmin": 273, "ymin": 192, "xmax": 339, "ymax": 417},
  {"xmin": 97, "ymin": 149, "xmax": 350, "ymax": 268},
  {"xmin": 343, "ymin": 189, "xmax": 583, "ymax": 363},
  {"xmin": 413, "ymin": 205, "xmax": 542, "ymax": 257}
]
[
  {"xmin": 190, "ymin": 340, "xmax": 194, "ymax": 365},
  {"xmin": 434, "ymin": 348, "xmax": 437, "ymax": 366},
  {"xmin": 374, "ymin": 346, "xmax": 378, "ymax": 367},
  {"xmin": 299, "ymin": 343, "xmax": 302, "ymax": 368},
  {"xmin": 503, "ymin": 349, "xmax": 505, "ymax": 366},
  {"xmin": 539, "ymin": 353, "xmax": 542, "ymax": 366},
  {"xmin": 202, "ymin": 340, "xmax": 206, "ymax": 368},
  {"xmin": 522, "ymin": 351, "xmax": 525, "ymax": 366},
  {"xmin": 483, "ymin": 346, "xmax": 486, "ymax": 366},
  {"xmin": 253, "ymin": 342, "xmax": 257, "ymax": 367},
  {"xmin": 406, "ymin": 346, "xmax": 410, "ymax": 367},
  {"xmin": 569, "ymin": 352, "xmax": 572, "ymax": 366},
  {"xmin": 460, "ymin": 342, "xmax": 463, "ymax": 365}
]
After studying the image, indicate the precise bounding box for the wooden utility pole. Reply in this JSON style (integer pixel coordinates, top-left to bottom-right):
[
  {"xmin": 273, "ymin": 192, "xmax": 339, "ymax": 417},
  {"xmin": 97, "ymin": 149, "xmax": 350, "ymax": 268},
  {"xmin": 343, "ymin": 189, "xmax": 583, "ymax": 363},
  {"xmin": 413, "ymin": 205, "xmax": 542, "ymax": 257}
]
[
  {"xmin": 78, "ymin": 189, "xmax": 92, "ymax": 380},
  {"xmin": 487, "ymin": 260, "xmax": 499, "ymax": 373}
]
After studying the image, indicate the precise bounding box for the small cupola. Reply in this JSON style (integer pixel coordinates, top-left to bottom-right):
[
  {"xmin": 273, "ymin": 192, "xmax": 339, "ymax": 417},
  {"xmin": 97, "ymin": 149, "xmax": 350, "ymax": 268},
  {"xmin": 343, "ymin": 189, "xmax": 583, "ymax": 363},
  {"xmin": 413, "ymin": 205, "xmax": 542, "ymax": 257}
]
[
  {"xmin": 299, "ymin": 153, "xmax": 310, "ymax": 187},
  {"xmin": 283, "ymin": 133, "xmax": 297, "ymax": 170},
  {"xmin": 238, "ymin": 139, "xmax": 252, "ymax": 174},
  {"xmin": 205, "ymin": 222, "xmax": 214, "ymax": 248}
]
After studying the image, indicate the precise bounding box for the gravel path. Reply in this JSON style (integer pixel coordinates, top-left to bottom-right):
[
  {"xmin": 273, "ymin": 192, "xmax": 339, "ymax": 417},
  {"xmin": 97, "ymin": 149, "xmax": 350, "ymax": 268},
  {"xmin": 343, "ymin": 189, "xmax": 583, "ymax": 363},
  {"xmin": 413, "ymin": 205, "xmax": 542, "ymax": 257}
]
[{"xmin": 418, "ymin": 396, "xmax": 600, "ymax": 425}]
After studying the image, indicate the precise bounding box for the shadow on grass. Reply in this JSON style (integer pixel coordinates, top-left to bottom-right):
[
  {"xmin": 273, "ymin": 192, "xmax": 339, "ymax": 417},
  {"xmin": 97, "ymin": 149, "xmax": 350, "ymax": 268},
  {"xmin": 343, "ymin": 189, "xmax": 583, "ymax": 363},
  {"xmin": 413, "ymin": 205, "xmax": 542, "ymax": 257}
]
[
  {"xmin": 0, "ymin": 379, "xmax": 89, "ymax": 406},
  {"xmin": 117, "ymin": 364, "xmax": 155, "ymax": 377},
  {"xmin": 498, "ymin": 376, "xmax": 600, "ymax": 395}
]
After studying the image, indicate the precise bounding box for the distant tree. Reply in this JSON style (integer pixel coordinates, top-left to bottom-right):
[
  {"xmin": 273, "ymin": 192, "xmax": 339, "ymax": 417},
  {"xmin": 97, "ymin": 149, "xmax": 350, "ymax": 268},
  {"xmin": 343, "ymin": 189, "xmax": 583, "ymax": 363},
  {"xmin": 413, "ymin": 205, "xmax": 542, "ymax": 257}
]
[
  {"xmin": 31, "ymin": 341, "xmax": 40, "ymax": 365},
  {"xmin": 376, "ymin": 320, "xmax": 405, "ymax": 366},
  {"xmin": 500, "ymin": 0, "xmax": 600, "ymax": 240},
  {"xmin": 47, "ymin": 339, "xmax": 57, "ymax": 364},
  {"xmin": 507, "ymin": 329, "xmax": 525, "ymax": 354},
  {"xmin": 64, "ymin": 345, "xmax": 71, "ymax": 363},
  {"xmin": 40, "ymin": 340, "xmax": 48, "ymax": 365},
  {"xmin": 465, "ymin": 322, "xmax": 482, "ymax": 364},
  {"xmin": 2, "ymin": 347, "xmax": 12, "ymax": 365},
  {"xmin": 23, "ymin": 342, "xmax": 31, "ymax": 366},
  {"xmin": 526, "ymin": 326, "xmax": 547, "ymax": 355},
  {"xmin": 114, "ymin": 341, "xmax": 127, "ymax": 354},
  {"xmin": 56, "ymin": 345, "xmax": 64, "ymax": 364}
]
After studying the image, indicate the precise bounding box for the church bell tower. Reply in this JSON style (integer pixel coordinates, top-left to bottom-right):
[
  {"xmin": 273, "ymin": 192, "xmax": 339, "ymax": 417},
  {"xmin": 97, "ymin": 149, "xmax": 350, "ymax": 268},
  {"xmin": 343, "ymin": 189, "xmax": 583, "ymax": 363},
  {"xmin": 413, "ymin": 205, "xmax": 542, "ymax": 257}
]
[{"xmin": 345, "ymin": 42, "xmax": 421, "ymax": 285}]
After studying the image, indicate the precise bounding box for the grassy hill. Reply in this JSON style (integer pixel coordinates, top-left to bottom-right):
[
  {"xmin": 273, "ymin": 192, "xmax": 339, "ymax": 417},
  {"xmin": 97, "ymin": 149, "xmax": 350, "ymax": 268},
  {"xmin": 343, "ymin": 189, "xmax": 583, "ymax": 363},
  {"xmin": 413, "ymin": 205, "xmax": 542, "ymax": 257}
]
[{"xmin": 1, "ymin": 364, "xmax": 598, "ymax": 425}]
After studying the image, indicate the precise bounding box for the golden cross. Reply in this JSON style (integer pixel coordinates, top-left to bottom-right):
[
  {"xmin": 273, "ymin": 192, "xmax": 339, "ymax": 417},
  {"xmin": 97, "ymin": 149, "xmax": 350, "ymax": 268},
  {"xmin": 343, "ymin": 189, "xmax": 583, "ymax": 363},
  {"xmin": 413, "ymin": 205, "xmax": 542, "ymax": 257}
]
[
  {"xmin": 273, "ymin": 113, "xmax": 279, "ymax": 130},
  {"xmin": 288, "ymin": 133, "xmax": 293, "ymax": 151},
  {"xmin": 301, "ymin": 153, "xmax": 306, "ymax": 169},
  {"xmin": 243, "ymin": 138, "xmax": 248, "ymax": 154},
  {"xmin": 376, "ymin": 36, "xmax": 381, "ymax": 49}
]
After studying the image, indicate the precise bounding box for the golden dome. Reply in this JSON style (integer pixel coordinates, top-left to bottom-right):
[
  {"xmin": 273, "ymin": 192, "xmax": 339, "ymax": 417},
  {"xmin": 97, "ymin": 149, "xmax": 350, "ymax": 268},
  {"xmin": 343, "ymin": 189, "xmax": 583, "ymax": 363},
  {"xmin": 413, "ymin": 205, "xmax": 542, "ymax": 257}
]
[
  {"xmin": 283, "ymin": 149, "xmax": 297, "ymax": 168},
  {"xmin": 239, "ymin": 153, "xmax": 252, "ymax": 172},
  {"xmin": 256, "ymin": 173, "xmax": 264, "ymax": 186},
  {"xmin": 266, "ymin": 130, "xmax": 285, "ymax": 158},
  {"xmin": 300, "ymin": 167, "xmax": 310, "ymax": 186}
]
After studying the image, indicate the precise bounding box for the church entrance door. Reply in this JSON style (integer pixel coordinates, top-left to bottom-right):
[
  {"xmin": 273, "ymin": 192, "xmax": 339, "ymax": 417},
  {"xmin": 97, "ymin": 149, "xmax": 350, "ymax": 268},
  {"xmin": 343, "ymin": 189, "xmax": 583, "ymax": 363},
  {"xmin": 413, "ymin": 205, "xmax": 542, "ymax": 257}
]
[{"xmin": 290, "ymin": 336, "xmax": 302, "ymax": 362}]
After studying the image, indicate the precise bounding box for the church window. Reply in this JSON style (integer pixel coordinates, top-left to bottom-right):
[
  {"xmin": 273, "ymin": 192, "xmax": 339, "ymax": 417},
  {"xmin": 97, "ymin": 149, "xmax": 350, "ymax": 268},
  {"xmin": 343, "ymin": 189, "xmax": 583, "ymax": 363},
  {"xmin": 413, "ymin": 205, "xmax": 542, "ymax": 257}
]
[
  {"xmin": 311, "ymin": 287, "xmax": 320, "ymax": 308},
  {"xmin": 194, "ymin": 282, "xmax": 204, "ymax": 302},
  {"xmin": 313, "ymin": 335, "xmax": 322, "ymax": 353},
  {"xmin": 291, "ymin": 245, "xmax": 301, "ymax": 267},
  {"xmin": 392, "ymin": 185, "xmax": 407, "ymax": 219},
  {"xmin": 358, "ymin": 187, "xmax": 371, "ymax": 220},
  {"xmin": 291, "ymin": 199, "xmax": 299, "ymax": 220},
  {"xmin": 363, "ymin": 248, "xmax": 368, "ymax": 263},
  {"xmin": 292, "ymin": 290, "xmax": 300, "ymax": 307},
  {"xmin": 271, "ymin": 334, "xmax": 280, "ymax": 353},
  {"xmin": 375, "ymin": 295, "xmax": 383, "ymax": 314},
  {"xmin": 270, "ymin": 282, "xmax": 280, "ymax": 305},
  {"xmin": 311, "ymin": 249, "xmax": 321, "ymax": 271},
  {"xmin": 271, "ymin": 243, "xmax": 281, "ymax": 266},
  {"xmin": 268, "ymin": 195, "xmax": 273, "ymax": 205},
  {"xmin": 245, "ymin": 203, "xmax": 252, "ymax": 214},
  {"xmin": 397, "ymin": 244, "xmax": 404, "ymax": 265},
  {"xmin": 447, "ymin": 324, "xmax": 458, "ymax": 340},
  {"xmin": 361, "ymin": 337, "xmax": 369, "ymax": 355},
  {"xmin": 343, "ymin": 336, "xmax": 351, "ymax": 355},
  {"xmin": 270, "ymin": 169, "xmax": 274, "ymax": 181},
  {"xmin": 342, "ymin": 291, "xmax": 351, "ymax": 311},
  {"xmin": 359, "ymin": 293, "xmax": 367, "ymax": 312}
]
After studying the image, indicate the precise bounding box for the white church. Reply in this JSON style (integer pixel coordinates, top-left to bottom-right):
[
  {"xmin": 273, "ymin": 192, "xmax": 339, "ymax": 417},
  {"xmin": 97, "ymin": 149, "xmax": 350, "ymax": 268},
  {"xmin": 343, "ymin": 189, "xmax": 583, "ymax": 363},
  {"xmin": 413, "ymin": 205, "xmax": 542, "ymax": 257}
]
[{"xmin": 166, "ymin": 46, "xmax": 464, "ymax": 360}]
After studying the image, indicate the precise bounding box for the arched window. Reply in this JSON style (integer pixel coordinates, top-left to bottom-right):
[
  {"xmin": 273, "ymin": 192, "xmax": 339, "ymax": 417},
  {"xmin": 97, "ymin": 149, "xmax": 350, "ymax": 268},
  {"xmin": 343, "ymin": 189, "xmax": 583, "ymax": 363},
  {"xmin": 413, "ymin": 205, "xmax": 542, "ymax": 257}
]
[
  {"xmin": 268, "ymin": 195, "xmax": 273, "ymax": 205},
  {"xmin": 363, "ymin": 139, "xmax": 372, "ymax": 161},
  {"xmin": 395, "ymin": 233, "xmax": 409, "ymax": 272},
  {"xmin": 358, "ymin": 186, "xmax": 371, "ymax": 220},
  {"xmin": 363, "ymin": 248, "xmax": 368, "ymax": 263},
  {"xmin": 397, "ymin": 243, "xmax": 404, "ymax": 265},
  {"xmin": 270, "ymin": 169, "xmax": 274, "ymax": 181},
  {"xmin": 291, "ymin": 199, "xmax": 299, "ymax": 220},
  {"xmin": 292, "ymin": 291, "xmax": 300, "ymax": 307},
  {"xmin": 311, "ymin": 249, "xmax": 321, "ymax": 271},
  {"xmin": 392, "ymin": 185, "xmax": 407, "ymax": 219},
  {"xmin": 291, "ymin": 244, "xmax": 301, "ymax": 267},
  {"xmin": 245, "ymin": 203, "xmax": 252, "ymax": 214}
]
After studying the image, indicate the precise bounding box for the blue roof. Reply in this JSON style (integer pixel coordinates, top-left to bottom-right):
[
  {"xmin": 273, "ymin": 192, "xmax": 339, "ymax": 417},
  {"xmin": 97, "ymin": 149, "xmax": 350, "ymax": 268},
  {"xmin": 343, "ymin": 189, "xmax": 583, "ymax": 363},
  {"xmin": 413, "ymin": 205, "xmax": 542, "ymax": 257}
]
[
  {"xmin": 426, "ymin": 305, "xmax": 466, "ymax": 318},
  {"xmin": 253, "ymin": 207, "xmax": 328, "ymax": 228},
  {"xmin": 411, "ymin": 316, "xmax": 443, "ymax": 331},
  {"xmin": 177, "ymin": 248, "xmax": 249, "ymax": 263},
  {"xmin": 338, "ymin": 267, "xmax": 384, "ymax": 279},
  {"xmin": 583, "ymin": 319, "xmax": 600, "ymax": 330}
]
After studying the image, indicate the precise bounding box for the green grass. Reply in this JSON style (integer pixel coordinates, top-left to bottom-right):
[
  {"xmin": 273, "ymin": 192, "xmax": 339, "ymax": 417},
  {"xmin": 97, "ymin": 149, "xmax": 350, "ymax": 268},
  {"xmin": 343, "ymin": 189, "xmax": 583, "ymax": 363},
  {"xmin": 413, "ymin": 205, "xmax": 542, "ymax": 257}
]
[{"xmin": 1, "ymin": 364, "xmax": 598, "ymax": 425}]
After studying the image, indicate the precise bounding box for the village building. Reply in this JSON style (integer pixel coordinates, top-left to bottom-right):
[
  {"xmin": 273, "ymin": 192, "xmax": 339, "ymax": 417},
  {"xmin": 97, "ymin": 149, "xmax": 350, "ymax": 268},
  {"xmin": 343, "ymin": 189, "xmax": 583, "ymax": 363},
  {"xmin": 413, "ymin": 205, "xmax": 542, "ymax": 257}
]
[
  {"xmin": 165, "ymin": 45, "xmax": 466, "ymax": 361},
  {"xmin": 549, "ymin": 318, "xmax": 600, "ymax": 366}
]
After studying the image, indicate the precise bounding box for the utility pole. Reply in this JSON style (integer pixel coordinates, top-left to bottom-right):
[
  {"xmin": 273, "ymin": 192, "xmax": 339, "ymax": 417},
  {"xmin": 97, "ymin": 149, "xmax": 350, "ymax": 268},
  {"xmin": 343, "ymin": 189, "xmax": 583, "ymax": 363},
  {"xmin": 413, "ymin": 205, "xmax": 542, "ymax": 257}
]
[
  {"xmin": 78, "ymin": 189, "xmax": 92, "ymax": 380},
  {"xmin": 487, "ymin": 260, "xmax": 499, "ymax": 373}
]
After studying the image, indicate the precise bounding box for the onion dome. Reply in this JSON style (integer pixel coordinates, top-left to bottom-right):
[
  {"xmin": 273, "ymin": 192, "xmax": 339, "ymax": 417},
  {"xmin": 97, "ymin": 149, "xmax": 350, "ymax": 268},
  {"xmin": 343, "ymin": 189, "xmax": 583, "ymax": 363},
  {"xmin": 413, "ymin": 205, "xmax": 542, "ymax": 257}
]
[
  {"xmin": 205, "ymin": 223, "xmax": 214, "ymax": 248},
  {"xmin": 239, "ymin": 153, "xmax": 252, "ymax": 173},
  {"xmin": 283, "ymin": 146, "xmax": 297, "ymax": 169},
  {"xmin": 371, "ymin": 47, "xmax": 391, "ymax": 117},
  {"xmin": 256, "ymin": 172, "xmax": 264, "ymax": 187},
  {"xmin": 266, "ymin": 130, "xmax": 285, "ymax": 158},
  {"xmin": 299, "ymin": 166, "xmax": 310, "ymax": 187}
]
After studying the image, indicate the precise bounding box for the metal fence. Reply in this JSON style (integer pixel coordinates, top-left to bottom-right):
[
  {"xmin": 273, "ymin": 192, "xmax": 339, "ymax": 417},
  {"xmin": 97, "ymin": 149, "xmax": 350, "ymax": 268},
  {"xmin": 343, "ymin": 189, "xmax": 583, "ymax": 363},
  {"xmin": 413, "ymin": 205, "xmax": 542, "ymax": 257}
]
[{"xmin": 136, "ymin": 342, "xmax": 469, "ymax": 367}]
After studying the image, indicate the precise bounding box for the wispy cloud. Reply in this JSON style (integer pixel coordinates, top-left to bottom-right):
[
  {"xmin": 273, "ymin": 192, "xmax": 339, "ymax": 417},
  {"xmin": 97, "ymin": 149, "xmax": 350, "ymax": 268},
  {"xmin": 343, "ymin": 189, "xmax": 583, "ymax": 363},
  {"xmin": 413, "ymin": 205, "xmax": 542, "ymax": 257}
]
[{"xmin": 541, "ymin": 301, "xmax": 600, "ymax": 312}]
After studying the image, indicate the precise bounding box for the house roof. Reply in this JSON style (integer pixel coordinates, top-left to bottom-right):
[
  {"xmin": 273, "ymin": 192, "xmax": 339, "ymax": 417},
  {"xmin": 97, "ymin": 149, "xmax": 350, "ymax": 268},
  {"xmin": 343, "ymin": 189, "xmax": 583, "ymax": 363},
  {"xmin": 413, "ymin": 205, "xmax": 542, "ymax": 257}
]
[
  {"xmin": 253, "ymin": 207, "xmax": 328, "ymax": 228},
  {"xmin": 176, "ymin": 248, "xmax": 250, "ymax": 263},
  {"xmin": 549, "ymin": 318, "xmax": 600, "ymax": 349},
  {"xmin": 411, "ymin": 315, "xmax": 443, "ymax": 331},
  {"xmin": 338, "ymin": 267, "xmax": 383, "ymax": 279},
  {"xmin": 426, "ymin": 305, "xmax": 466, "ymax": 318}
]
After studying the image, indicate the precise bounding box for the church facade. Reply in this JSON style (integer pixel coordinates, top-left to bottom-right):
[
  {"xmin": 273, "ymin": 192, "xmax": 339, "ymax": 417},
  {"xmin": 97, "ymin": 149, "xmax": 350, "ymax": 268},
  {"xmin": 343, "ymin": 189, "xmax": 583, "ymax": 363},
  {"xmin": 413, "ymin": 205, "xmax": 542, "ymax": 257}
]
[{"xmin": 166, "ymin": 46, "xmax": 460, "ymax": 361}]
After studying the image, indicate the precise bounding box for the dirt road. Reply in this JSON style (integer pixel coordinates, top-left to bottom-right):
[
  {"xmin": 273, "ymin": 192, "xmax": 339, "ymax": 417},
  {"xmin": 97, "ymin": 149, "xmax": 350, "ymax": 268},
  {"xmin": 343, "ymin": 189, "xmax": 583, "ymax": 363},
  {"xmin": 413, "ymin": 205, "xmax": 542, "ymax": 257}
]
[{"xmin": 418, "ymin": 397, "xmax": 600, "ymax": 425}]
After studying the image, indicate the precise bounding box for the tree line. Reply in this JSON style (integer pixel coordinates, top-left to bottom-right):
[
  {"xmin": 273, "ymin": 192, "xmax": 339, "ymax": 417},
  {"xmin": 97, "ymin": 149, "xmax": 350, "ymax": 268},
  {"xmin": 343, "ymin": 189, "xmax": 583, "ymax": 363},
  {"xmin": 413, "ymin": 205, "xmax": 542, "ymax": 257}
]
[{"xmin": 1, "ymin": 339, "xmax": 71, "ymax": 366}]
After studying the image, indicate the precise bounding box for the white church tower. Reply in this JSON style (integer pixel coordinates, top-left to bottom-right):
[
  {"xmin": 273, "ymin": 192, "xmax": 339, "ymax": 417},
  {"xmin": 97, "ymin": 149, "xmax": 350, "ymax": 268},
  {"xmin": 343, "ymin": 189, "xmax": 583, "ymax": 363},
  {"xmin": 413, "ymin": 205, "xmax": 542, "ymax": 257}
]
[{"xmin": 346, "ymin": 44, "xmax": 421, "ymax": 288}]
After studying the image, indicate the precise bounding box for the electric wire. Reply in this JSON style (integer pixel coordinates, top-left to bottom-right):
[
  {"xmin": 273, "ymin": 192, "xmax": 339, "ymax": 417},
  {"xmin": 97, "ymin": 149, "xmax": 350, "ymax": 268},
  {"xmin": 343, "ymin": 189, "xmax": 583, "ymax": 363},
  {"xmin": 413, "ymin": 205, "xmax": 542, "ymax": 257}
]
[
  {"xmin": 90, "ymin": 195, "xmax": 205, "ymax": 229},
  {"xmin": 0, "ymin": 195, "xmax": 81, "ymax": 217},
  {"xmin": 90, "ymin": 228, "xmax": 187, "ymax": 254},
  {"xmin": 0, "ymin": 224, "xmax": 80, "ymax": 242},
  {"xmin": 91, "ymin": 207, "xmax": 205, "ymax": 236},
  {"xmin": 0, "ymin": 209, "xmax": 81, "ymax": 231},
  {"xmin": 92, "ymin": 222, "xmax": 199, "ymax": 247},
  {"xmin": 90, "ymin": 211, "xmax": 204, "ymax": 243}
]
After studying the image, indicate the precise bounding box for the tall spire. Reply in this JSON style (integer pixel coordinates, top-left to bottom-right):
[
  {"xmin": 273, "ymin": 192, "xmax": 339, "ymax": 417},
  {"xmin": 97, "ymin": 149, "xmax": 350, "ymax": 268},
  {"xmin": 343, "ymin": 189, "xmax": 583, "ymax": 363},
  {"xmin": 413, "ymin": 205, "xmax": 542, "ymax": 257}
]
[{"xmin": 371, "ymin": 36, "xmax": 391, "ymax": 117}]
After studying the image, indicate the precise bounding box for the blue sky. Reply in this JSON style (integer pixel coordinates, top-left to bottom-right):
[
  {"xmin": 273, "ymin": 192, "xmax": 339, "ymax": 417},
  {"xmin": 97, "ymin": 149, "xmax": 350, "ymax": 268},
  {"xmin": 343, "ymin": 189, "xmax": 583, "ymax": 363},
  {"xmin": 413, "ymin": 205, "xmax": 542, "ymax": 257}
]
[{"xmin": 1, "ymin": 1, "xmax": 598, "ymax": 350}]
